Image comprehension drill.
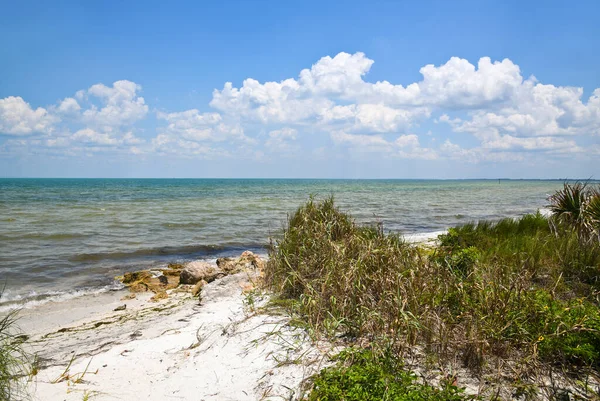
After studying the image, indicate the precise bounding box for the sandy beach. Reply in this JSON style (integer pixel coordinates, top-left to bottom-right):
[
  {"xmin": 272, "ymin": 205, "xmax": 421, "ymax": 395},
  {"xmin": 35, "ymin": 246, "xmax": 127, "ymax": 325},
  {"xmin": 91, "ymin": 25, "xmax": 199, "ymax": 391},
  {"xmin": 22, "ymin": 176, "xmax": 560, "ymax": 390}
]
[{"xmin": 22, "ymin": 265, "xmax": 333, "ymax": 401}]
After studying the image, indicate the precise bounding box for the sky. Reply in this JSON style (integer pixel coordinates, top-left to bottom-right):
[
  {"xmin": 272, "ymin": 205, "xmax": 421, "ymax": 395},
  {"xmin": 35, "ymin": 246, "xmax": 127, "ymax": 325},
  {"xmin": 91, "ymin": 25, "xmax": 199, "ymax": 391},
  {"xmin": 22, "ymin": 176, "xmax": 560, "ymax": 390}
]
[{"xmin": 1, "ymin": 0, "xmax": 599, "ymax": 179}]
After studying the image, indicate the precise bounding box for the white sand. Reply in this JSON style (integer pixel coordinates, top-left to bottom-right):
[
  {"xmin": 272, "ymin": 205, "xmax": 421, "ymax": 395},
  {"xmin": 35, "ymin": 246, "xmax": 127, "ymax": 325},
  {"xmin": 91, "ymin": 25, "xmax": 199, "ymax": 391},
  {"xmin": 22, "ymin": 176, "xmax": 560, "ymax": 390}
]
[{"xmin": 25, "ymin": 271, "xmax": 333, "ymax": 401}]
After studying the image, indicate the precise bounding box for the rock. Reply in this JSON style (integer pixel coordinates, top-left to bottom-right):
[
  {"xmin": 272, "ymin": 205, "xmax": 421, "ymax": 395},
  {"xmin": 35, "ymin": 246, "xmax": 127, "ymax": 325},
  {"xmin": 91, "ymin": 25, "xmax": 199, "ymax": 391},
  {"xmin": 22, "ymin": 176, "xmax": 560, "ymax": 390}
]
[
  {"xmin": 113, "ymin": 304, "xmax": 126, "ymax": 311},
  {"xmin": 150, "ymin": 291, "xmax": 168, "ymax": 302},
  {"xmin": 117, "ymin": 269, "xmax": 180, "ymax": 293},
  {"xmin": 121, "ymin": 271, "xmax": 153, "ymax": 284},
  {"xmin": 161, "ymin": 268, "xmax": 182, "ymax": 277},
  {"xmin": 191, "ymin": 279, "xmax": 208, "ymax": 297},
  {"xmin": 216, "ymin": 257, "xmax": 240, "ymax": 274},
  {"xmin": 239, "ymin": 250, "xmax": 265, "ymax": 270},
  {"xmin": 216, "ymin": 251, "xmax": 265, "ymax": 274},
  {"xmin": 167, "ymin": 262, "xmax": 184, "ymax": 270},
  {"xmin": 179, "ymin": 261, "xmax": 222, "ymax": 285}
]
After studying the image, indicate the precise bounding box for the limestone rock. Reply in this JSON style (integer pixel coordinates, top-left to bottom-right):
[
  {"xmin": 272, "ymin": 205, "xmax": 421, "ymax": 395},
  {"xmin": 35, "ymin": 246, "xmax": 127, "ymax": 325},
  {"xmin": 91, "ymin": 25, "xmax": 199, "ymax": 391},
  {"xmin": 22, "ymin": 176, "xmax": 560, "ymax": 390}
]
[
  {"xmin": 191, "ymin": 279, "xmax": 208, "ymax": 297},
  {"xmin": 216, "ymin": 251, "xmax": 265, "ymax": 274},
  {"xmin": 150, "ymin": 291, "xmax": 168, "ymax": 302},
  {"xmin": 239, "ymin": 250, "xmax": 265, "ymax": 270},
  {"xmin": 117, "ymin": 269, "xmax": 179, "ymax": 293},
  {"xmin": 216, "ymin": 257, "xmax": 240, "ymax": 274},
  {"xmin": 179, "ymin": 261, "xmax": 222, "ymax": 285}
]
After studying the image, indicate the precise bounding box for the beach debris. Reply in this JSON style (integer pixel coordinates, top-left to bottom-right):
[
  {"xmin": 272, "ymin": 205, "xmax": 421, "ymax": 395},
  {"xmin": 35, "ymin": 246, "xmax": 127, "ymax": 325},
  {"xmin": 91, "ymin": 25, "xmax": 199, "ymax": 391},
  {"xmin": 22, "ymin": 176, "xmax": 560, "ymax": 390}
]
[{"xmin": 113, "ymin": 304, "xmax": 127, "ymax": 311}]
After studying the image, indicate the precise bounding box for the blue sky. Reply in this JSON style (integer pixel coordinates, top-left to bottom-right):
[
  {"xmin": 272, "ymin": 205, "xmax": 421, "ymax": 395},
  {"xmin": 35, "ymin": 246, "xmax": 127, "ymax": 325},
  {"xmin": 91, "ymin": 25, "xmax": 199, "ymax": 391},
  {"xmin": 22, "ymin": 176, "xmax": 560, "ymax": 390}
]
[{"xmin": 1, "ymin": 0, "xmax": 599, "ymax": 178}]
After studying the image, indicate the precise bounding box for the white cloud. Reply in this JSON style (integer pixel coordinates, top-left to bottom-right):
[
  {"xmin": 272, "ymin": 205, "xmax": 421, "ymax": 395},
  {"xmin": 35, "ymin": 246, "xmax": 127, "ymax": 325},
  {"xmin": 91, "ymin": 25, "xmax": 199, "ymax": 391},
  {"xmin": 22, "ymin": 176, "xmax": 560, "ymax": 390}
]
[
  {"xmin": 265, "ymin": 128, "xmax": 297, "ymax": 152},
  {"xmin": 156, "ymin": 109, "xmax": 249, "ymax": 143},
  {"xmin": 57, "ymin": 97, "xmax": 81, "ymax": 115},
  {"xmin": 82, "ymin": 80, "xmax": 148, "ymax": 128},
  {"xmin": 395, "ymin": 134, "xmax": 420, "ymax": 148},
  {"xmin": 441, "ymin": 81, "xmax": 600, "ymax": 140},
  {"xmin": 331, "ymin": 131, "xmax": 390, "ymax": 149},
  {"xmin": 331, "ymin": 131, "xmax": 438, "ymax": 159},
  {"xmin": 0, "ymin": 96, "xmax": 58, "ymax": 135},
  {"xmin": 72, "ymin": 128, "xmax": 120, "ymax": 146},
  {"xmin": 2, "ymin": 52, "xmax": 599, "ymax": 168},
  {"xmin": 417, "ymin": 57, "xmax": 524, "ymax": 108}
]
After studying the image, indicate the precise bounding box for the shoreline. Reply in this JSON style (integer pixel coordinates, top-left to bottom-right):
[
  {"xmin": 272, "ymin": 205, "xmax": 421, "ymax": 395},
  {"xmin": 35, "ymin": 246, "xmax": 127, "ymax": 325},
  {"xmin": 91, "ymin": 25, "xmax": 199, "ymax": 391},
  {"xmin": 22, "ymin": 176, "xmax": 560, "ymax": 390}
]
[
  {"xmin": 1, "ymin": 230, "xmax": 449, "ymax": 314},
  {"xmin": 23, "ymin": 261, "xmax": 334, "ymax": 400}
]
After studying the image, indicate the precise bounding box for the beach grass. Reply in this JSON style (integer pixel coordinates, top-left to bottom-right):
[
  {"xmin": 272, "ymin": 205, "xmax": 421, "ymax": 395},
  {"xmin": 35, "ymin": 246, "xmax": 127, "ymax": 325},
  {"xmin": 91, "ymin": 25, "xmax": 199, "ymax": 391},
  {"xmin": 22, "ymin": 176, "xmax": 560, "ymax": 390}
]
[
  {"xmin": 0, "ymin": 300, "xmax": 31, "ymax": 401},
  {"xmin": 265, "ymin": 192, "xmax": 600, "ymax": 398}
]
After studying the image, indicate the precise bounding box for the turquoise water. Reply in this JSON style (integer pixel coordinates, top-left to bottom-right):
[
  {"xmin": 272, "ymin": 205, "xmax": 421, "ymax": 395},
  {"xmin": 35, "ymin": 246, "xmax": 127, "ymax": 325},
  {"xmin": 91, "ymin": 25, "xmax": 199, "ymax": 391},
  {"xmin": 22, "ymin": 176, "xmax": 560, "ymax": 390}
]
[{"xmin": 0, "ymin": 178, "xmax": 566, "ymax": 309}]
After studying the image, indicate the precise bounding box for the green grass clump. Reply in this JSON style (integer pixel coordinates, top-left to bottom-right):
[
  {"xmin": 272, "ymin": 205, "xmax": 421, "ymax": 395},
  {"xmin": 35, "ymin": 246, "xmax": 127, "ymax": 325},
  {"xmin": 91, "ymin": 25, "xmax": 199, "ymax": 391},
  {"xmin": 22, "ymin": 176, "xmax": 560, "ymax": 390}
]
[
  {"xmin": 0, "ymin": 305, "xmax": 30, "ymax": 401},
  {"xmin": 266, "ymin": 196, "xmax": 421, "ymax": 340},
  {"xmin": 306, "ymin": 349, "xmax": 471, "ymax": 401}
]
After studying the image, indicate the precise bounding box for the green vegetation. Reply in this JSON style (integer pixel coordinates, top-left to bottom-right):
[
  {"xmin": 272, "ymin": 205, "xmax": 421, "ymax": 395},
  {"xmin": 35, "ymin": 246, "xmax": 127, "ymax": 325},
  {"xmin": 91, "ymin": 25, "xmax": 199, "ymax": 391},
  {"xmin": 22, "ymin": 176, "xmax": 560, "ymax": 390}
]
[
  {"xmin": 548, "ymin": 181, "xmax": 600, "ymax": 242},
  {"xmin": 0, "ymin": 299, "xmax": 30, "ymax": 401},
  {"xmin": 265, "ymin": 188, "xmax": 600, "ymax": 399},
  {"xmin": 306, "ymin": 349, "xmax": 471, "ymax": 401}
]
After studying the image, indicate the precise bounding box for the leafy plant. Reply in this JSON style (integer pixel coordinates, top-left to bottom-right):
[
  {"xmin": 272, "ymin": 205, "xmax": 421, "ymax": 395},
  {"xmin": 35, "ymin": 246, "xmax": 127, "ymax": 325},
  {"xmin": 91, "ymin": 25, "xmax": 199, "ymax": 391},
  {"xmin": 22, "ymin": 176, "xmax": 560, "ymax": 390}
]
[
  {"xmin": 548, "ymin": 182, "xmax": 600, "ymax": 242},
  {"xmin": 305, "ymin": 349, "xmax": 471, "ymax": 401}
]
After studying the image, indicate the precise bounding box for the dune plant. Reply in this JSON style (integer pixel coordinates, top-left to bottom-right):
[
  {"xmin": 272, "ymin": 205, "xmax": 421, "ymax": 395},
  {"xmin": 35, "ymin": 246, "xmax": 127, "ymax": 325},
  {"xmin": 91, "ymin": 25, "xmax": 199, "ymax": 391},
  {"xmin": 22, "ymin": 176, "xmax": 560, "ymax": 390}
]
[
  {"xmin": 0, "ymin": 300, "xmax": 30, "ymax": 401},
  {"xmin": 266, "ymin": 197, "xmax": 600, "ymax": 398},
  {"xmin": 305, "ymin": 348, "xmax": 471, "ymax": 401}
]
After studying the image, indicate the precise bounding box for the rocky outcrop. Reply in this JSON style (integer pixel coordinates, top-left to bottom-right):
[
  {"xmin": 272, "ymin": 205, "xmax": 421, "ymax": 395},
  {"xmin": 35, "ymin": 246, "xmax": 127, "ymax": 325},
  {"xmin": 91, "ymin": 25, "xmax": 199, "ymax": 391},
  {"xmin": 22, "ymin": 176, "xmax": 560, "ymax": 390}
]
[
  {"xmin": 217, "ymin": 251, "xmax": 265, "ymax": 273},
  {"xmin": 179, "ymin": 261, "xmax": 223, "ymax": 285},
  {"xmin": 119, "ymin": 270, "xmax": 180, "ymax": 293},
  {"xmin": 116, "ymin": 251, "xmax": 266, "ymax": 298}
]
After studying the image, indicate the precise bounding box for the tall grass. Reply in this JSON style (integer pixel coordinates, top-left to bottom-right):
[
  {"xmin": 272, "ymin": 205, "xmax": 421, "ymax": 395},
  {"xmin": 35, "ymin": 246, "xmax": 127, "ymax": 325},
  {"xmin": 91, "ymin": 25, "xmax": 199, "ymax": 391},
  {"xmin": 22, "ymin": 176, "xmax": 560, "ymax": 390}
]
[
  {"xmin": 0, "ymin": 295, "xmax": 30, "ymax": 401},
  {"xmin": 265, "ymin": 196, "xmax": 600, "ymax": 395}
]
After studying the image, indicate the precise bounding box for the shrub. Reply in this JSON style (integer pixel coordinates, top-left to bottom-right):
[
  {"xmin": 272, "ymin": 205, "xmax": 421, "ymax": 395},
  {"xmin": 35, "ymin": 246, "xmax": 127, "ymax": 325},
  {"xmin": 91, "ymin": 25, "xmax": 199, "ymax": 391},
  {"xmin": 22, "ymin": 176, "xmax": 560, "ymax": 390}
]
[
  {"xmin": 265, "ymin": 197, "xmax": 600, "ymax": 394},
  {"xmin": 305, "ymin": 349, "xmax": 471, "ymax": 401},
  {"xmin": 548, "ymin": 182, "xmax": 600, "ymax": 242}
]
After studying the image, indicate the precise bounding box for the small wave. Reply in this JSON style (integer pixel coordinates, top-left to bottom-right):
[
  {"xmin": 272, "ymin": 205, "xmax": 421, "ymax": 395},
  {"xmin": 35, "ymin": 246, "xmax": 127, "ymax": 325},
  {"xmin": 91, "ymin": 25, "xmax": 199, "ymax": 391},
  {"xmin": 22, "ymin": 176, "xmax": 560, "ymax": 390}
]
[
  {"xmin": 0, "ymin": 232, "xmax": 90, "ymax": 241},
  {"xmin": 0, "ymin": 282, "xmax": 124, "ymax": 313},
  {"xmin": 403, "ymin": 230, "xmax": 447, "ymax": 244},
  {"xmin": 69, "ymin": 242, "xmax": 267, "ymax": 262}
]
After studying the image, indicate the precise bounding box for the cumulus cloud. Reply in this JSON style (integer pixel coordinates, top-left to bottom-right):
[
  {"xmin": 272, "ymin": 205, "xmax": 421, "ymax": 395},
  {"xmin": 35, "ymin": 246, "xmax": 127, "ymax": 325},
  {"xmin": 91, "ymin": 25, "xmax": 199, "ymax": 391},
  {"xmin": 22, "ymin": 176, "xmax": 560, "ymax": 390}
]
[
  {"xmin": 0, "ymin": 96, "xmax": 58, "ymax": 135},
  {"xmin": 2, "ymin": 52, "xmax": 599, "ymax": 165},
  {"xmin": 82, "ymin": 80, "xmax": 148, "ymax": 128},
  {"xmin": 57, "ymin": 97, "xmax": 81, "ymax": 115},
  {"xmin": 156, "ymin": 109, "xmax": 250, "ymax": 146}
]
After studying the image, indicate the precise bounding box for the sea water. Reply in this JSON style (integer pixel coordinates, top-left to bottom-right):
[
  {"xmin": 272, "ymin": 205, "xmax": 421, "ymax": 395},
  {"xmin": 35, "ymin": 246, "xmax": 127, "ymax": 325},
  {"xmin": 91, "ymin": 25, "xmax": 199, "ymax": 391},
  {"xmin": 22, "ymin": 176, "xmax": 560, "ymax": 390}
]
[{"xmin": 0, "ymin": 178, "xmax": 567, "ymax": 310}]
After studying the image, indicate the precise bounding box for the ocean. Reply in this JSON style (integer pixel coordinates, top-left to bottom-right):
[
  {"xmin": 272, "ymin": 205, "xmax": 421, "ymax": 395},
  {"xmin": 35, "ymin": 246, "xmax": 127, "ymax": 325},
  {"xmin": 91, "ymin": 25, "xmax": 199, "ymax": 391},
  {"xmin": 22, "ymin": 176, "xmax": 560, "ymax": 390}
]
[{"xmin": 0, "ymin": 178, "xmax": 566, "ymax": 310}]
